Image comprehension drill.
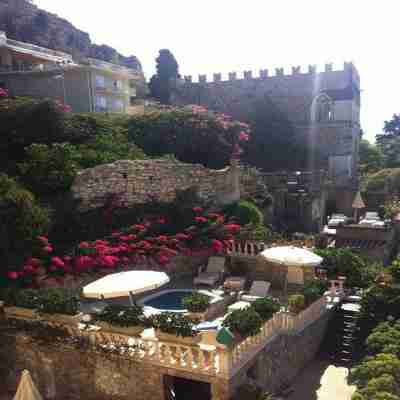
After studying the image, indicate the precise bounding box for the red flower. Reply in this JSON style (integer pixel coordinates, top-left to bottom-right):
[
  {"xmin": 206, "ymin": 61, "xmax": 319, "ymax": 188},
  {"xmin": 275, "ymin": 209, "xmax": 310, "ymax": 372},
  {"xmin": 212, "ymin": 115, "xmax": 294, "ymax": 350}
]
[
  {"xmin": 157, "ymin": 217, "xmax": 166, "ymax": 224},
  {"xmin": 74, "ymin": 256, "xmax": 94, "ymax": 271},
  {"xmin": 238, "ymin": 131, "xmax": 249, "ymax": 141},
  {"xmin": 22, "ymin": 265, "xmax": 35, "ymax": 274},
  {"xmin": 51, "ymin": 257, "xmax": 65, "ymax": 268},
  {"xmin": 193, "ymin": 207, "xmax": 204, "ymax": 213},
  {"xmin": 225, "ymin": 224, "xmax": 241, "ymax": 233},
  {"xmin": 195, "ymin": 216, "xmax": 208, "ymax": 224},
  {"xmin": 0, "ymin": 88, "xmax": 8, "ymax": 98},
  {"xmin": 27, "ymin": 258, "xmax": 41, "ymax": 266},
  {"xmin": 37, "ymin": 236, "xmax": 49, "ymax": 244},
  {"xmin": 211, "ymin": 239, "xmax": 224, "ymax": 252},
  {"xmin": 158, "ymin": 255, "xmax": 170, "ymax": 266},
  {"xmin": 157, "ymin": 235, "xmax": 168, "ymax": 242},
  {"xmin": 7, "ymin": 271, "xmax": 18, "ymax": 280},
  {"xmin": 79, "ymin": 242, "xmax": 90, "ymax": 249},
  {"xmin": 99, "ymin": 255, "xmax": 119, "ymax": 268},
  {"xmin": 133, "ymin": 224, "xmax": 146, "ymax": 231},
  {"xmin": 43, "ymin": 245, "xmax": 53, "ymax": 254}
]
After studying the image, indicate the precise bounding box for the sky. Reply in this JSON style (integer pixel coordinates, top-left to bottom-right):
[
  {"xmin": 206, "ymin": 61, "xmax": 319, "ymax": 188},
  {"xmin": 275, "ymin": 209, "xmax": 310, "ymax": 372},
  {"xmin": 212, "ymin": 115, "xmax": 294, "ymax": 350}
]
[{"xmin": 34, "ymin": 0, "xmax": 400, "ymax": 143}]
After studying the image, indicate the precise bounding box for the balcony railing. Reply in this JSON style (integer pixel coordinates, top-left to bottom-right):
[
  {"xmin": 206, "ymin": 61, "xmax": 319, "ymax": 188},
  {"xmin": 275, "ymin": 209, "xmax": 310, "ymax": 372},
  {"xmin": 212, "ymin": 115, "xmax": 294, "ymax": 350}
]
[{"xmin": 83, "ymin": 57, "xmax": 141, "ymax": 76}]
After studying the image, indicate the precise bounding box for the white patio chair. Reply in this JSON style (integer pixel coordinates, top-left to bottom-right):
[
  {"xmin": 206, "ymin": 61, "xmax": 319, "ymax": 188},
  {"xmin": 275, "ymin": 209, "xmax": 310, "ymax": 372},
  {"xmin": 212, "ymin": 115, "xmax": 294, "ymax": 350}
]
[
  {"xmin": 240, "ymin": 280, "xmax": 271, "ymax": 302},
  {"xmin": 193, "ymin": 256, "xmax": 226, "ymax": 287}
]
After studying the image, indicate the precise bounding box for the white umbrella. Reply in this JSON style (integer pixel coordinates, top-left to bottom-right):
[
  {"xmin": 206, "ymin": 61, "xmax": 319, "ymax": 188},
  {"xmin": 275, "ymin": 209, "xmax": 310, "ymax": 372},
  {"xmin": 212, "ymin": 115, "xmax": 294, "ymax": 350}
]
[
  {"xmin": 14, "ymin": 370, "xmax": 43, "ymax": 400},
  {"xmin": 82, "ymin": 271, "xmax": 170, "ymax": 299},
  {"xmin": 260, "ymin": 246, "xmax": 323, "ymax": 267}
]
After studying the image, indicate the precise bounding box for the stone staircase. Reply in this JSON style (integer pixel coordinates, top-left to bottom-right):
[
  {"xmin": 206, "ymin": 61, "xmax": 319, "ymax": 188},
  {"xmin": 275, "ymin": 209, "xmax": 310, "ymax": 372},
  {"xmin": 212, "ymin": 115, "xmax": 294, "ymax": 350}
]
[{"xmin": 322, "ymin": 294, "xmax": 362, "ymax": 366}]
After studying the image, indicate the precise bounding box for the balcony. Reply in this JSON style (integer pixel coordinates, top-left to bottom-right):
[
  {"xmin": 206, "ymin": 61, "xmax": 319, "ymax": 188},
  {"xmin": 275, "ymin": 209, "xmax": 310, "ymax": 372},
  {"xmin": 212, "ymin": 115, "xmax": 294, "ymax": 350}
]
[{"xmin": 83, "ymin": 57, "xmax": 141, "ymax": 77}]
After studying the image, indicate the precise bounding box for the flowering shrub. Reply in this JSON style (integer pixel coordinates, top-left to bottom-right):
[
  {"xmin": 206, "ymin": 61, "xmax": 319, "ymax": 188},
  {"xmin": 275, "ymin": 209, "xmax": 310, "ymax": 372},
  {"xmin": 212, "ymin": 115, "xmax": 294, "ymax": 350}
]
[
  {"xmin": 95, "ymin": 304, "xmax": 146, "ymax": 327},
  {"xmin": 151, "ymin": 312, "xmax": 196, "ymax": 338},
  {"xmin": 127, "ymin": 105, "xmax": 251, "ymax": 169},
  {"xmin": 10, "ymin": 209, "xmax": 240, "ymax": 285},
  {"xmin": 0, "ymin": 88, "xmax": 8, "ymax": 98}
]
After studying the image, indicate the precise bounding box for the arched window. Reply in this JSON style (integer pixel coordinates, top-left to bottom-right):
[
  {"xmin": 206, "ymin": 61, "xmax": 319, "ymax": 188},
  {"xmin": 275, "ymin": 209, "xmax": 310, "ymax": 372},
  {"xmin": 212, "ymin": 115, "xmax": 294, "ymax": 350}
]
[{"xmin": 311, "ymin": 94, "xmax": 334, "ymax": 122}]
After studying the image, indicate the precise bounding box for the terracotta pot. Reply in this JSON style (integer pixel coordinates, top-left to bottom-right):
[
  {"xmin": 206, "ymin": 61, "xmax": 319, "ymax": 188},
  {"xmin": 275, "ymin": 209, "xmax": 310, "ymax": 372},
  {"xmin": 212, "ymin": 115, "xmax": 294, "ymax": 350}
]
[
  {"xmin": 96, "ymin": 321, "xmax": 145, "ymax": 337},
  {"xmin": 4, "ymin": 306, "xmax": 37, "ymax": 320},
  {"xmin": 155, "ymin": 330, "xmax": 201, "ymax": 345}
]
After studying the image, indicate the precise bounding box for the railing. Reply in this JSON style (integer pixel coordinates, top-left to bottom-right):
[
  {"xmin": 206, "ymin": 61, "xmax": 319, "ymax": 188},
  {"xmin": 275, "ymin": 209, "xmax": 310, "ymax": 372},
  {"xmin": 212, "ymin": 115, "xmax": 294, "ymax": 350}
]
[
  {"xmin": 84, "ymin": 57, "xmax": 141, "ymax": 75},
  {"xmin": 227, "ymin": 241, "xmax": 265, "ymax": 257},
  {"xmin": 3, "ymin": 291, "xmax": 342, "ymax": 379}
]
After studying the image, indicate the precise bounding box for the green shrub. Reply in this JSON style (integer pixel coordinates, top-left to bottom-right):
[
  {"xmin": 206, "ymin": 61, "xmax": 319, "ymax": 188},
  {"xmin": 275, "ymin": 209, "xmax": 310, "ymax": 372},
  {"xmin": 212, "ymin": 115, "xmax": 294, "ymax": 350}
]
[
  {"xmin": 251, "ymin": 297, "xmax": 280, "ymax": 321},
  {"xmin": 301, "ymin": 279, "xmax": 329, "ymax": 305},
  {"xmin": 18, "ymin": 143, "xmax": 78, "ymax": 194},
  {"xmin": 95, "ymin": 304, "xmax": 145, "ymax": 327},
  {"xmin": 0, "ymin": 174, "xmax": 49, "ymax": 270},
  {"xmin": 366, "ymin": 321, "xmax": 400, "ymax": 356},
  {"xmin": 182, "ymin": 292, "xmax": 211, "ymax": 313},
  {"xmin": 35, "ymin": 288, "xmax": 79, "ymax": 315},
  {"xmin": 152, "ymin": 312, "xmax": 196, "ymax": 337},
  {"xmin": 223, "ymin": 308, "xmax": 263, "ymax": 338},
  {"xmin": 288, "ymin": 294, "xmax": 306, "ymax": 314},
  {"xmin": 7, "ymin": 289, "xmax": 39, "ymax": 309},
  {"xmin": 225, "ymin": 200, "xmax": 264, "ymax": 226}
]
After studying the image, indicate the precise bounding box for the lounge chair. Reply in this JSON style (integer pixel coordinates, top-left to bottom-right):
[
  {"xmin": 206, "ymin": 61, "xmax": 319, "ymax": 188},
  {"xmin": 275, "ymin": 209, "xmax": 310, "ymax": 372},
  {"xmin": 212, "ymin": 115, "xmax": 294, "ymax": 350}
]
[
  {"xmin": 239, "ymin": 280, "xmax": 271, "ymax": 302},
  {"xmin": 194, "ymin": 256, "xmax": 226, "ymax": 287}
]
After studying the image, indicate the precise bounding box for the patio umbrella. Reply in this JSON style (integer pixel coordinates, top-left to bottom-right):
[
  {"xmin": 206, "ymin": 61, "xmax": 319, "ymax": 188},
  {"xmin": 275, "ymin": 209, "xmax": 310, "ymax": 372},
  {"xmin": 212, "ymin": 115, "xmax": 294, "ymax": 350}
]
[
  {"xmin": 260, "ymin": 246, "xmax": 323, "ymax": 267},
  {"xmin": 82, "ymin": 270, "xmax": 170, "ymax": 300},
  {"xmin": 13, "ymin": 370, "xmax": 43, "ymax": 400},
  {"xmin": 352, "ymin": 191, "xmax": 366, "ymax": 222}
]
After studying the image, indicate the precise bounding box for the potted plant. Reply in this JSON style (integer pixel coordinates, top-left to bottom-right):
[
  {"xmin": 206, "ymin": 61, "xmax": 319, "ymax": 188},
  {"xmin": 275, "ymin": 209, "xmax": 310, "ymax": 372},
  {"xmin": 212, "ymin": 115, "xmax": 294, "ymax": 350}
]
[
  {"xmin": 95, "ymin": 303, "xmax": 147, "ymax": 336},
  {"xmin": 288, "ymin": 294, "xmax": 306, "ymax": 314},
  {"xmin": 251, "ymin": 297, "xmax": 280, "ymax": 322},
  {"xmin": 1, "ymin": 288, "xmax": 39, "ymax": 320},
  {"xmin": 222, "ymin": 308, "xmax": 263, "ymax": 342},
  {"xmin": 152, "ymin": 312, "xmax": 200, "ymax": 344},
  {"xmin": 36, "ymin": 288, "xmax": 80, "ymax": 325},
  {"xmin": 182, "ymin": 292, "xmax": 211, "ymax": 321}
]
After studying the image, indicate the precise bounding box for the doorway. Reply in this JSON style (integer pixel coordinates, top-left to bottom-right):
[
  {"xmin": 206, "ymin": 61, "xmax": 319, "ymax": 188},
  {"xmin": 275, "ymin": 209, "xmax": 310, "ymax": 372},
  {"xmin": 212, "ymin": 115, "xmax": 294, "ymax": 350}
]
[{"xmin": 164, "ymin": 375, "xmax": 211, "ymax": 400}]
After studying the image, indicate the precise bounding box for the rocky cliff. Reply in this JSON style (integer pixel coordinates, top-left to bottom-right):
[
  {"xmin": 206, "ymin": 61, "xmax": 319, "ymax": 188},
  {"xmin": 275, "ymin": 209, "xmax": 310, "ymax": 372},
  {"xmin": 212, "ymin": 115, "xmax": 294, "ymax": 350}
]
[{"xmin": 0, "ymin": 0, "xmax": 142, "ymax": 70}]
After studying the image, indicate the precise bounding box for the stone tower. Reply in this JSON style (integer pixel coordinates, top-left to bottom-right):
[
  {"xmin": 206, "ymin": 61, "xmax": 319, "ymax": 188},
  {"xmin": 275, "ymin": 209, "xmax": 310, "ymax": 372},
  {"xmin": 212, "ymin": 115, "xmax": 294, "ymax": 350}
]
[{"xmin": 172, "ymin": 62, "xmax": 361, "ymax": 214}]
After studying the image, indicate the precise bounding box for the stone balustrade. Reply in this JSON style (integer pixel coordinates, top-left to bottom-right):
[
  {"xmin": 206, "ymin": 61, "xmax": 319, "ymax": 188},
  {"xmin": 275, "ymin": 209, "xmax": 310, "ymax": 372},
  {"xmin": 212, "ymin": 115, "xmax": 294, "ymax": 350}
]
[{"xmin": 227, "ymin": 240, "xmax": 265, "ymax": 257}]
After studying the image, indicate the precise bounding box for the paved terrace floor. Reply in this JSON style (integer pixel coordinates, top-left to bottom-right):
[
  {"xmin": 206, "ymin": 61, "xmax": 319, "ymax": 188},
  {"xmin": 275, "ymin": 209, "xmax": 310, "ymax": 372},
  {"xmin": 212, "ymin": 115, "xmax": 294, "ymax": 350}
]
[{"xmin": 285, "ymin": 359, "xmax": 356, "ymax": 400}]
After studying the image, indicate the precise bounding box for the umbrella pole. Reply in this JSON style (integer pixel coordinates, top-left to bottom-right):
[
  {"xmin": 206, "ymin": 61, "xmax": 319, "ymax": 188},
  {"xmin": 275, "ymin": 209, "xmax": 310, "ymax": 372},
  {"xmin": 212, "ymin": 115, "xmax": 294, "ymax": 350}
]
[{"xmin": 129, "ymin": 291, "xmax": 134, "ymax": 306}]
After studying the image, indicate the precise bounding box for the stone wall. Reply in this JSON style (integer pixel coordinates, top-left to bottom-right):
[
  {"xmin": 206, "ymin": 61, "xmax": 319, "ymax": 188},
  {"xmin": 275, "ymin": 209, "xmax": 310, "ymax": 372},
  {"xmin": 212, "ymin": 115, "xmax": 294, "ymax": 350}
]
[
  {"xmin": 71, "ymin": 159, "xmax": 240, "ymax": 211},
  {"xmin": 0, "ymin": 308, "xmax": 332, "ymax": 399}
]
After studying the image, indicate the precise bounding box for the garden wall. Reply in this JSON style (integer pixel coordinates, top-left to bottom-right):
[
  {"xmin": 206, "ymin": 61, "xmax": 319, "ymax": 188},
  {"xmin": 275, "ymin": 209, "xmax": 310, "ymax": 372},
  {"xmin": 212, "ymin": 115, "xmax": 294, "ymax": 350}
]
[{"xmin": 71, "ymin": 159, "xmax": 240, "ymax": 211}]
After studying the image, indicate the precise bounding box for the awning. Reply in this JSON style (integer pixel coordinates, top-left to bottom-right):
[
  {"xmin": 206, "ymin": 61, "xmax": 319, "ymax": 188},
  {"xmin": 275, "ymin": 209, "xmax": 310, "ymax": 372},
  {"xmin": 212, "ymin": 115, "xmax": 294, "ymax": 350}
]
[{"xmin": 82, "ymin": 271, "xmax": 170, "ymax": 299}]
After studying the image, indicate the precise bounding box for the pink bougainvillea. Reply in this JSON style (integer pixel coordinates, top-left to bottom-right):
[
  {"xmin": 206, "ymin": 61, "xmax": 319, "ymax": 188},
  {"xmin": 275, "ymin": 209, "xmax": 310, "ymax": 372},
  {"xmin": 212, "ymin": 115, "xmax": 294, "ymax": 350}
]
[{"xmin": 0, "ymin": 88, "xmax": 9, "ymax": 98}]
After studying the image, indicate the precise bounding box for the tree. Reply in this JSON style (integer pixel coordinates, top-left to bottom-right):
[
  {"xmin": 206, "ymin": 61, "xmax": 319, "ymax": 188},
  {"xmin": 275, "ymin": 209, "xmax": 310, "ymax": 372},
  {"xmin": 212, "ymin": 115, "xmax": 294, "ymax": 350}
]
[
  {"xmin": 241, "ymin": 96, "xmax": 307, "ymax": 171},
  {"xmin": 149, "ymin": 49, "xmax": 179, "ymax": 104},
  {"xmin": 376, "ymin": 115, "xmax": 400, "ymax": 168},
  {"xmin": 359, "ymin": 139, "xmax": 384, "ymax": 174}
]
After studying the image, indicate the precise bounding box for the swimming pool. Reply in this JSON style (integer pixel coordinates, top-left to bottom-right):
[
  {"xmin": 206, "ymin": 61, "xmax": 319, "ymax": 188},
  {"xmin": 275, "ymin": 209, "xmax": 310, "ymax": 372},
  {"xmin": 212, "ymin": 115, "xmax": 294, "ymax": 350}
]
[{"xmin": 140, "ymin": 289, "xmax": 221, "ymax": 313}]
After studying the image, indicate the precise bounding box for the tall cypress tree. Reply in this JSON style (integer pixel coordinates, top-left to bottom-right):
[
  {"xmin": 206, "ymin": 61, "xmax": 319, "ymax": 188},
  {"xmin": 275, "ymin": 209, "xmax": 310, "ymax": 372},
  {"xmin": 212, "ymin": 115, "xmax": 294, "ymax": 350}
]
[{"xmin": 149, "ymin": 49, "xmax": 179, "ymax": 104}]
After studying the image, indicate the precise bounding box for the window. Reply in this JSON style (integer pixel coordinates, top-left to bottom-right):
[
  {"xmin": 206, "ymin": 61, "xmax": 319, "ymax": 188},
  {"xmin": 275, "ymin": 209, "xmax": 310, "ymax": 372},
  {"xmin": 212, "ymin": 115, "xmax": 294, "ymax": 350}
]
[
  {"xmin": 95, "ymin": 96, "xmax": 107, "ymax": 112},
  {"xmin": 130, "ymin": 96, "xmax": 136, "ymax": 106},
  {"xmin": 95, "ymin": 75, "xmax": 105, "ymax": 89},
  {"xmin": 317, "ymin": 96, "xmax": 334, "ymax": 122},
  {"xmin": 113, "ymin": 99, "xmax": 124, "ymax": 111},
  {"xmin": 113, "ymin": 80, "xmax": 123, "ymax": 91}
]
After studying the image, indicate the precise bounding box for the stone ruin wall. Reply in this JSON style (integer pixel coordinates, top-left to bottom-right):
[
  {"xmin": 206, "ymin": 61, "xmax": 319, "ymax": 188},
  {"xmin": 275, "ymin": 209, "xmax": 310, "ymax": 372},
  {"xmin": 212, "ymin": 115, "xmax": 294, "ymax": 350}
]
[{"xmin": 71, "ymin": 158, "xmax": 240, "ymax": 211}]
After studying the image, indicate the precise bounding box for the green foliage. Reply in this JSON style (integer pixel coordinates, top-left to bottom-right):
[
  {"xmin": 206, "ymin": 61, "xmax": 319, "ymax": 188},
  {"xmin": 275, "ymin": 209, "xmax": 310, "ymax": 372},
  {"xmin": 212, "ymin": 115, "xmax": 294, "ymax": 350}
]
[
  {"xmin": 350, "ymin": 353, "xmax": 400, "ymax": 391},
  {"xmin": 364, "ymin": 169, "xmax": 400, "ymax": 193},
  {"xmin": 288, "ymin": 294, "xmax": 306, "ymax": 314},
  {"xmin": 389, "ymin": 259, "xmax": 400, "ymax": 282},
  {"xmin": 35, "ymin": 288, "xmax": 79, "ymax": 315},
  {"xmin": 314, "ymin": 248, "xmax": 379, "ymax": 288},
  {"xmin": 0, "ymin": 174, "xmax": 49, "ymax": 269},
  {"xmin": 225, "ymin": 200, "xmax": 264, "ymax": 226},
  {"xmin": 182, "ymin": 292, "xmax": 211, "ymax": 313},
  {"xmin": 376, "ymin": 115, "xmax": 400, "ymax": 169},
  {"xmin": 95, "ymin": 304, "xmax": 145, "ymax": 327},
  {"xmin": 0, "ymin": 288, "xmax": 38, "ymax": 309},
  {"xmin": 241, "ymin": 96, "xmax": 307, "ymax": 171},
  {"xmin": 366, "ymin": 321, "xmax": 400, "ymax": 357},
  {"xmin": 251, "ymin": 297, "xmax": 280, "ymax": 321},
  {"xmin": 149, "ymin": 49, "xmax": 179, "ymax": 104},
  {"xmin": 301, "ymin": 279, "xmax": 329, "ymax": 305},
  {"xmin": 152, "ymin": 312, "xmax": 196, "ymax": 338},
  {"xmin": 223, "ymin": 307, "xmax": 263, "ymax": 338},
  {"xmin": 127, "ymin": 109, "xmax": 241, "ymax": 169},
  {"xmin": 359, "ymin": 139, "xmax": 385, "ymax": 175},
  {"xmin": 18, "ymin": 143, "xmax": 78, "ymax": 194}
]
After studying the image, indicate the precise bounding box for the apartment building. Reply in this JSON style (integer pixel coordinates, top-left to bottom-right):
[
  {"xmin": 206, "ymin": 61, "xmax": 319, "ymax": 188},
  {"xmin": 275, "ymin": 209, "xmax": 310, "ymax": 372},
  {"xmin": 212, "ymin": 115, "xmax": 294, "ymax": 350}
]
[{"xmin": 0, "ymin": 31, "xmax": 144, "ymax": 113}]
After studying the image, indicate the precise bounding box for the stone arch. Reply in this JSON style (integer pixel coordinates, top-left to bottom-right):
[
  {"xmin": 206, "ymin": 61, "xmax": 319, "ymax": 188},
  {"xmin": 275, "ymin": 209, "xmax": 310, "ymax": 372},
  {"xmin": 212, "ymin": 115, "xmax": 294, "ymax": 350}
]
[{"xmin": 311, "ymin": 93, "xmax": 334, "ymax": 122}]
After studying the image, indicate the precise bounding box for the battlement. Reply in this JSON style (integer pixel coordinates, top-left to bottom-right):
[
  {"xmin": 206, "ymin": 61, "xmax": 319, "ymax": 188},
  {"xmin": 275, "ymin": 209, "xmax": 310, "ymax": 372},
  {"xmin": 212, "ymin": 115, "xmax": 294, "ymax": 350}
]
[{"xmin": 182, "ymin": 62, "xmax": 359, "ymax": 85}]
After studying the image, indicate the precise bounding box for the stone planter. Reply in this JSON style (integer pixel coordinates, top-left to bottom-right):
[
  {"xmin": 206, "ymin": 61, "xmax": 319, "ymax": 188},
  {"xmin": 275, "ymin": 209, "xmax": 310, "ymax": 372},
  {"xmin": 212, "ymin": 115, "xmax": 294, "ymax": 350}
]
[
  {"xmin": 155, "ymin": 330, "xmax": 201, "ymax": 345},
  {"xmin": 96, "ymin": 321, "xmax": 145, "ymax": 337},
  {"xmin": 3, "ymin": 306, "xmax": 37, "ymax": 320},
  {"xmin": 37, "ymin": 313, "xmax": 80, "ymax": 325}
]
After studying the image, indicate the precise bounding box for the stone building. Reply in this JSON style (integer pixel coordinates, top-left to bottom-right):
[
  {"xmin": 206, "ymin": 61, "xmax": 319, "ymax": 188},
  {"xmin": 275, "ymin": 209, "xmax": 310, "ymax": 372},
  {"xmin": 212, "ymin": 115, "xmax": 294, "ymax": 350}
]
[
  {"xmin": 0, "ymin": 31, "xmax": 145, "ymax": 114},
  {"xmin": 172, "ymin": 63, "xmax": 361, "ymax": 215}
]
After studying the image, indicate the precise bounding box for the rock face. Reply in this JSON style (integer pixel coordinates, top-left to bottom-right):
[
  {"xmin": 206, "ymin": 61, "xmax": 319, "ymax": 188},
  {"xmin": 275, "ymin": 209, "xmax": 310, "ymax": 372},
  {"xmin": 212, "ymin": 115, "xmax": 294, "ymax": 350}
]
[{"xmin": 0, "ymin": 0, "xmax": 142, "ymax": 70}]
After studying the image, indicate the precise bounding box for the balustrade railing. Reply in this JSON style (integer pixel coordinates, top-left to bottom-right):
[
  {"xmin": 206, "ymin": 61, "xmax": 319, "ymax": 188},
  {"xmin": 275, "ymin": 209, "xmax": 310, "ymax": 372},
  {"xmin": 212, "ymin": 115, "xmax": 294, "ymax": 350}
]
[{"xmin": 227, "ymin": 240, "xmax": 265, "ymax": 257}]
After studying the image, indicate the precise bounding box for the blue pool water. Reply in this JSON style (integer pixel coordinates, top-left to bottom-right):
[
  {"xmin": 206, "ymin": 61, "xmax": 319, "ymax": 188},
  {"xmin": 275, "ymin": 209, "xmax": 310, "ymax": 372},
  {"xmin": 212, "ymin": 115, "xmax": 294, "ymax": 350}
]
[{"xmin": 143, "ymin": 290, "xmax": 200, "ymax": 311}]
